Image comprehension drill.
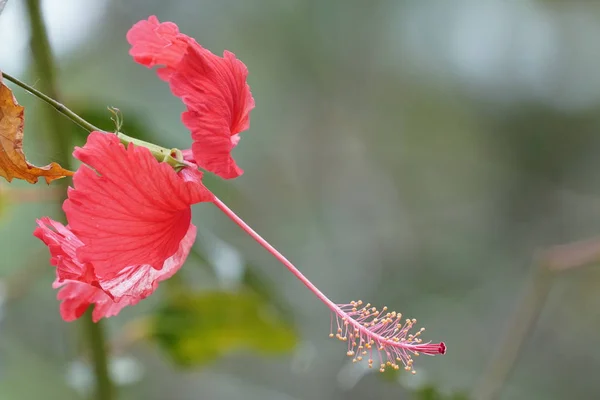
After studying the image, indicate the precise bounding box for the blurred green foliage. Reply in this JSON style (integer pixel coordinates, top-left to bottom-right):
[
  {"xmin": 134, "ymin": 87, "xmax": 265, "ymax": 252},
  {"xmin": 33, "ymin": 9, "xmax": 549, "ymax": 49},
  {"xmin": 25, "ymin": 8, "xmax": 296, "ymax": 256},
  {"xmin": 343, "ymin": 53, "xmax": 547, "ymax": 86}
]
[{"xmin": 150, "ymin": 290, "xmax": 297, "ymax": 367}]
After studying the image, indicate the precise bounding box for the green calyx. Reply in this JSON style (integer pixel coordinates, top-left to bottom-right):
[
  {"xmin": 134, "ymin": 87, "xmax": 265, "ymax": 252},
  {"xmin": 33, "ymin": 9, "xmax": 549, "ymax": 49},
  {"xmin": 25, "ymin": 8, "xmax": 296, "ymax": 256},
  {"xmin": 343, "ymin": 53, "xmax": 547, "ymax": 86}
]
[{"xmin": 117, "ymin": 132, "xmax": 187, "ymax": 170}]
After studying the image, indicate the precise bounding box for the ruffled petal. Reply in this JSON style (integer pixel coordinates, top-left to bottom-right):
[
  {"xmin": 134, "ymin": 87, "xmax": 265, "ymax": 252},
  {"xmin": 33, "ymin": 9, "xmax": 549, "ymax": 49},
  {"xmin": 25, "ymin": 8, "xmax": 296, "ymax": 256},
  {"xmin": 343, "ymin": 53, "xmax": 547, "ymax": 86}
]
[
  {"xmin": 126, "ymin": 15, "xmax": 190, "ymax": 80},
  {"xmin": 63, "ymin": 132, "xmax": 212, "ymax": 280},
  {"xmin": 54, "ymin": 279, "xmax": 135, "ymax": 322},
  {"xmin": 35, "ymin": 217, "xmax": 197, "ymax": 320},
  {"xmin": 172, "ymin": 47, "xmax": 255, "ymax": 179},
  {"xmin": 182, "ymin": 110, "xmax": 241, "ymax": 179},
  {"xmin": 126, "ymin": 16, "xmax": 255, "ymax": 179},
  {"xmin": 33, "ymin": 217, "xmax": 96, "ymax": 284}
]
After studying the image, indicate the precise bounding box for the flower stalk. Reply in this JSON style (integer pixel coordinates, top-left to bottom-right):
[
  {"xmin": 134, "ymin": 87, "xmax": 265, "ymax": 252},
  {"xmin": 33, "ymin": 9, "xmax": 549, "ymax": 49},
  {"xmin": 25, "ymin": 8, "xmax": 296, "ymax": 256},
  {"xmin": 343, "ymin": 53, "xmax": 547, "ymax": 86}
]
[{"xmin": 0, "ymin": 71, "xmax": 102, "ymax": 133}]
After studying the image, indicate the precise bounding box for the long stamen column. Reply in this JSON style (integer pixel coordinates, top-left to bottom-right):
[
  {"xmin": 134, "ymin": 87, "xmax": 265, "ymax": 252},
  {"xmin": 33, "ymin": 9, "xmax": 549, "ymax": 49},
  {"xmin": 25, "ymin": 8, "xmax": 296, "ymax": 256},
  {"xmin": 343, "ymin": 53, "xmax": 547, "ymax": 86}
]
[{"xmin": 212, "ymin": 196, "xmax": 446, "ymax": 373}]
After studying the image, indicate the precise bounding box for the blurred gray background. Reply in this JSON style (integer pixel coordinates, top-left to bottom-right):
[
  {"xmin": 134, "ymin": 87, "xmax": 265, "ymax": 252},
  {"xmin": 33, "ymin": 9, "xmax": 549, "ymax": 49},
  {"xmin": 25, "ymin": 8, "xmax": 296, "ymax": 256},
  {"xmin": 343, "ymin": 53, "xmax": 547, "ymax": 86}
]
[{"xmin": 2, "ymin": 0, "xmax": 600, "ymax": 399}]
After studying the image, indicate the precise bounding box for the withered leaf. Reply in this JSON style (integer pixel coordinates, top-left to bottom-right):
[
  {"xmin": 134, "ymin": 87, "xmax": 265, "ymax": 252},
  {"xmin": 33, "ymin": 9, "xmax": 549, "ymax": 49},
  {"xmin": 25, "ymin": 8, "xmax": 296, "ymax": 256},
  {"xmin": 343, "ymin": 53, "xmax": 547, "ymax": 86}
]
[{"xmin": 0, "ymin": 76, "xmax": 74, "ymax": 184}]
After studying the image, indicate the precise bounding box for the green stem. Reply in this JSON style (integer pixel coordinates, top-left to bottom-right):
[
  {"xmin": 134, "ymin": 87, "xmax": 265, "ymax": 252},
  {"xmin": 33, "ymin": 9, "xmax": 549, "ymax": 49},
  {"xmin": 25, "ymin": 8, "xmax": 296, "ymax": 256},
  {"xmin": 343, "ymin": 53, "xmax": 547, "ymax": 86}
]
[
  {"xmin": 117, "ymin": 131, "xmax": 186, "ymax": 169},
  {"xmin": 25, "ymin": 0, "xmax": 70, "ymax": 171},
  {"xmin": 1, "ymin": 72, "xmax": 187, "ymax": 170},
  {"xmin": 23, "ymin": 1, "xmax": 114, "ymax": 399},
  {"xmin": 1, "ymin": 71, "xmax": 102, "ymax": 133},
  {"xmin": 83, "ymin": 311, "xmax": 114, "ymax": 400}
]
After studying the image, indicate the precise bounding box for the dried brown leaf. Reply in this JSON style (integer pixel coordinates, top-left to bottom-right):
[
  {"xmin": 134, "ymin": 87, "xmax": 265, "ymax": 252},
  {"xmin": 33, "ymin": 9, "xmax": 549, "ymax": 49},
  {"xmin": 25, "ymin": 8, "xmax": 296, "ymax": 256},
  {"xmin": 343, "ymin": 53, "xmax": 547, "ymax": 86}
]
[{"xmin": 0, "ymin": 76, "xmax": 73, "ymax": 184}]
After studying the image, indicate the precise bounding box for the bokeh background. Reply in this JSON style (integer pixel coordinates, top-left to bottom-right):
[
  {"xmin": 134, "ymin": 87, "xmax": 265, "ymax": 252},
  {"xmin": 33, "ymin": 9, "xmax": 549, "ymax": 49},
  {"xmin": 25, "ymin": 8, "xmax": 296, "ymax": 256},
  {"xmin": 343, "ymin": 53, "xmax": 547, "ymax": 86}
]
[{"xmin": 2, "ymin": 0, "xmax": 600, "ymax": 399}]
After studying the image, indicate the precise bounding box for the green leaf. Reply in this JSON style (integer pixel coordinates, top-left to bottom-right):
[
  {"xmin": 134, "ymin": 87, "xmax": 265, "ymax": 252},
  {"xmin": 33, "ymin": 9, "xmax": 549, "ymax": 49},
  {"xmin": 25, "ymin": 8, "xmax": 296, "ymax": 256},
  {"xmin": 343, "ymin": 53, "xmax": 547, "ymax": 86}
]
[
  {"xmin": 149, "ymin": 290, "xmax": 297, "ymax": 367},
  {"xmin": 190, "ymin": 241, "xmax": 295, "ymax": 326}
]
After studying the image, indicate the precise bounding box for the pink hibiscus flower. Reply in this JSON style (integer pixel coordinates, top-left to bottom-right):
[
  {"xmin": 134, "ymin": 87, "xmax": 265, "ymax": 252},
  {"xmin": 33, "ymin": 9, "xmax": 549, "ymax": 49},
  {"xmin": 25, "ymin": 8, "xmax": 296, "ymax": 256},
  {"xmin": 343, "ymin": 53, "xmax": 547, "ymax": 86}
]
[{"xmin": 34, "ymin": 132, "xmax": 211, "ymax": 320}]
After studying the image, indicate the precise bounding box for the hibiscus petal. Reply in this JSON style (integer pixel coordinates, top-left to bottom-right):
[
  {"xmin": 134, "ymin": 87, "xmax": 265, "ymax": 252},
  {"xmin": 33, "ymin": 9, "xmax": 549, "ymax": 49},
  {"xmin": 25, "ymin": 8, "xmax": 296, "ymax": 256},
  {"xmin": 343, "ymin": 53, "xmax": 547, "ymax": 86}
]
[
  {"xmin": 171, "ymin": 47, "xmax": 255, "ymax": 179},
  {"xmin": 182, "ymin": 111, "xmax": 242, "ymax": 179},
  {"xmin": 35, "ymin": 215, "xmax": 196, "ymax": 320},
  {"xmin": 126, "ymin": 16, "xmax": 255, "ymax": 180},
  {"xmin": 126, "ymin": 15, "xmax": 190, "ymax": 79},
  {"xmin": 100, "ymin": 223, "xmax": 196, "ymax": 301},
  {"xmin": 34, "ymin": 217, "xmax": 96, "ymax": 284},
  {"xmin": 63, "ymin": 132, "xmax": 212, "ymax": 280},
  {"xmin": 54, "ymin": 279, "xmax": 135, "ymax": 322}
]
